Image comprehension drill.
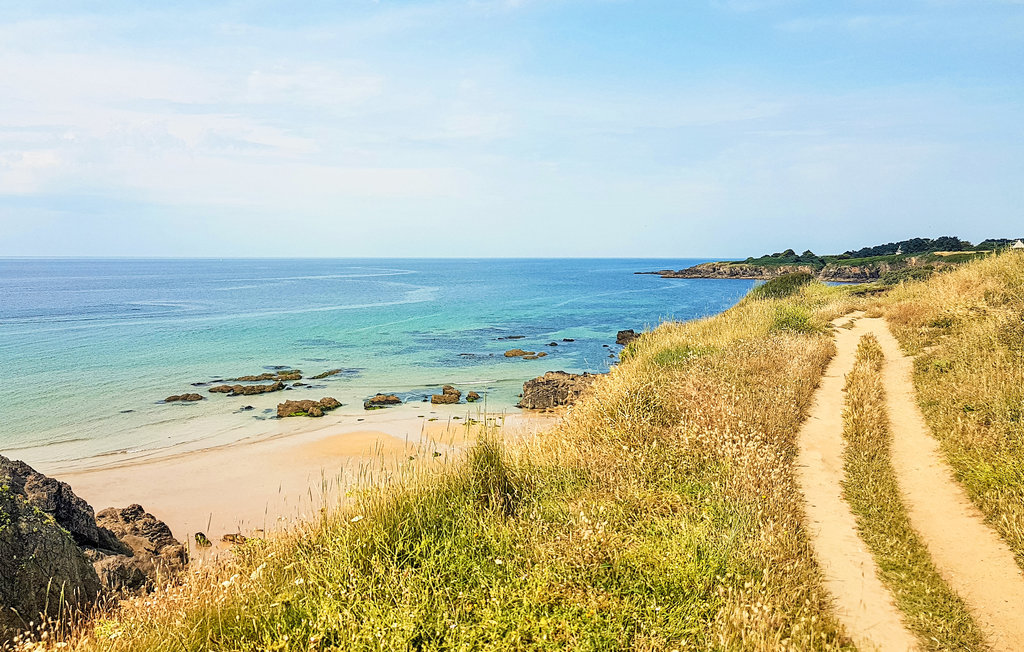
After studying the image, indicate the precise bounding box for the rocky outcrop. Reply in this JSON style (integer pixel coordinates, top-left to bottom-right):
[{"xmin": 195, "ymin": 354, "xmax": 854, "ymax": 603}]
[
  {"xmin": 504, "ymin": 349, "xmax": 531, "ymax": 357},
  {"xmin": 277, "ymin": 397, "xmax": 341, "ymax": 418},
  {"xmin": 431, "ymin": 385, "xmax": 461, "ymax": 405},
  {"xmin": 522, "ymin": 352, "xmax": 548, "ymax": 360},
  {"xmin": 364, "ymin": 394, "xmax": 402, "ymax": 409},
  {"xmin": 0, "ymin": 456, "xmax": 185, "ymax": 641},
  {"xmin": 209, "ymin": 381, "xmax": 285, "ymax": 396},
  {"xmin": 616, "ymin": 330, "xmax": 639, "ymax": 346},
  {"xmin": 517, "ymin": 371, "xmax": 598, "ymax": 410},
  {"xmin": 165, "ymin": 393, "xmax": 204, "ymax": 402},
  {"xmin": 0, "ymin": 485, "xmax": 101, "ymax": 640},
  {"xmin": 235, "ymin": 370, "xmax": 301, "ymax": 382},
  {"xmin": 644, "ymin": 256, "xmax": 944, "ymax": 283},
  {"xmin": 466, "ymin": 391, "xmax": 481, "ymax": 402},
  {"xmin": 90, "ymin": 505, "xmax": 186, "ymax": 591}
]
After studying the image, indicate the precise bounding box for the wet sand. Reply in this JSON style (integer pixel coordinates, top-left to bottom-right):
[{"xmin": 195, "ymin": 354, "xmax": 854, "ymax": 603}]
[{"xmin": 56, "ymin": 408, "xmax": 555, "ymax": 550}]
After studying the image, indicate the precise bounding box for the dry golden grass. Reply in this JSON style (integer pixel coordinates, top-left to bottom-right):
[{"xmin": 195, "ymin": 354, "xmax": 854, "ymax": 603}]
[
  {"xmin": 841, "ymin": 335, "xmax": 985, "ymax": 650},
  {"xmin": 23, "ymin": 280, "xmax": 868, "ymax": 651},
  {"xmin": 881, "ymin": 250, "xmax": 1024, "ymax": 567}
]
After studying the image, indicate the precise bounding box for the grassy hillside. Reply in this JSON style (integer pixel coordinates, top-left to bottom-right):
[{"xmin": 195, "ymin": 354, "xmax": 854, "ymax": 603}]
[{"xmin": 32, "ymin": 249, "xmax": 1024, "ymax": 651}]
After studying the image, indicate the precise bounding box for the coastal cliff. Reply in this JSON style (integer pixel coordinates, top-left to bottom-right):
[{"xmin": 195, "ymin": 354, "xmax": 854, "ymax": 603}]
[{"xmin": 647, "ymin": 258, "xmax": 937, "ymax": 282}]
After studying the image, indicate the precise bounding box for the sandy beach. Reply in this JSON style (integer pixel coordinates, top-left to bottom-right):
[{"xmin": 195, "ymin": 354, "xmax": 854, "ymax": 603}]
[{"xmin": 55, "ymin": 405, "xmax": 557, "ymax": 550}]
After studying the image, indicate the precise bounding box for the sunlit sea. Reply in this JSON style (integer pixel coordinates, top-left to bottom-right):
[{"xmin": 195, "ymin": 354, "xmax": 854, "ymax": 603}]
[{"xmin": 0, "ymin": 258, "xmax": 755, "ymax": 472}]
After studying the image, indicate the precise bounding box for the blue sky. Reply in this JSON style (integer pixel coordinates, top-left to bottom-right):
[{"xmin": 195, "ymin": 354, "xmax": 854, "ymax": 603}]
[{"xmin": 0, "ymin": 0, "xmax": 1022, "ymax": 257}]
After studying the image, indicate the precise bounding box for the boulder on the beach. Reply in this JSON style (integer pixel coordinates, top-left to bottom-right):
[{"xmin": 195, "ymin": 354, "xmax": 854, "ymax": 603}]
[
  {"xmin": 209, "ymin": 381, "xmax": 285, "ymax": 396},
  {"xmin": 92, "ymin": 505, "xmax": 186, "ymax": 591},
  {"xmin": 466, "ymin": 391, "xmax": 482, "ymax": 402},
  {"xmin": 311, "ymin": 369, "xmax": 343, "ymax": 380},
  {"xmin": 504, "ymin": 349, "xmax": 534, "ymax": 358},
  {"xmin": 277, "ymin": 397, "xmax": 341, "ymax": 418},
  {"xmin": 518, "ymin": 371, "xmax": 598, "ymax": 410},
  {"xmin": 616, "ymin": 329, "xmax": 639, "ymax": 346},
  {"xmin": 165, "ymin": 393, "xmax": 204, "ymax": 403},
  {"xmin": 364, "ymin": 394, "xmax": 402, "ymax": 409}
]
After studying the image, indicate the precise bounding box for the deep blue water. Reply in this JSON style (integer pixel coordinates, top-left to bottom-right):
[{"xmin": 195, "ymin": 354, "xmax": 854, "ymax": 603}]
[{"xmin": 0, "ymin": 258, "xmax": 755, "ymax": 470}]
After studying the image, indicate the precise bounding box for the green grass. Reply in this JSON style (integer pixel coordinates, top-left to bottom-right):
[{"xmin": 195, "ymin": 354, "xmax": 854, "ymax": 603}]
[
  {"xmin": 748, "ymin": 272, "xmax": 815, "ymax": 300},
  {"xmin": 841, "ymin": 334, "xmax": 986, "ymax": 651}
]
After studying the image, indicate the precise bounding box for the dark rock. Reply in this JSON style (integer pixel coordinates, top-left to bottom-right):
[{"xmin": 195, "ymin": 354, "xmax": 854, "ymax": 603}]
[
  {"xmin": 562, "ymin": 338, "xmax": 575, "ymax": 342},
  {"xmin": 239, "ymin": 405, "xmax": 255, "ymax": 411},
  {"xmin": 0, "ymin": 456, "xmax": 101, "ymax": 547},
  {"xmin": 497, "ymin": 335, "xmax": 525, "ymax": 340},
  {"xmin": 194, "ymin": 532, "xmax": 211, "ymax": 548},
  {"xmin": 235, "ymin": 370, "xmax": 301, "ymax": 382},
  {"xmin": 466, "ymin": 391, "xmax": 482, "ymax": 402},
  {"xmin": 517, "ymin": 371, "xmax": 598, "ymax": 410},
  {"xmin": 0, "ymin": 484, "xmax": 101, "ymax": 640},
  {"xmin": 277, "ymin": 397, "xmax": 341, "ymax": 418},
  {"xmin": 547, "ymin": 342, "xmax": 558, "ymax": 346},
  {"xmin": 311, "ymin": 369, "xmax": 343, "ymax": 380},
  {"xmin": 209, "ymin": 381, "xmax": 285, "ymax": 396},
  {"xmin": 616, "ymin": 330, "xmax": 639, "ymax": 346},
  {"xmin": 190, "ymin": 382, "xmax": 209, "ymax": 387},
  {"xmin": 165, "ymin": 393, "xmax": 204, "ymax": 403},
  {"xmin": 93, "ymin": 505, "xmax": 186, "ymax": 591},
  {"xmin": 364, "ymin": 394, "xmax": 402, "ymax": 409}
]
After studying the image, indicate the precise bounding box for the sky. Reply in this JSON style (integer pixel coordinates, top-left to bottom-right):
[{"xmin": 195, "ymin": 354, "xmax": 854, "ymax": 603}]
[{"xmin": 0, "ymin": 0, "xmax": 1022, "ymax": 258}]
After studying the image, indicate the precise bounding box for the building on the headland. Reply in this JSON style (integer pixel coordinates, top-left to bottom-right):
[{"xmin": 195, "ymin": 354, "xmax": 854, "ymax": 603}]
[{"xmin": 1012, "ymin": 240, "xmax": 1024, "ymax": 250}]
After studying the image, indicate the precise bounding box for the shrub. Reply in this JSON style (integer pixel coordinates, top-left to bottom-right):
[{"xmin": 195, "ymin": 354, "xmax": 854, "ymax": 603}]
[
  {"xmin": 748, "ymin": 272, "xmax": 815, "ymax": 300},
  {"xmin": 770, "ymin": 305, "xmax": 821, "ymax": 334}
]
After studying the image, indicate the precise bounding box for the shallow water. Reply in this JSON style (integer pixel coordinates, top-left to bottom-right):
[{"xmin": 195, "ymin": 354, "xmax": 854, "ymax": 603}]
[{"xmin": 0, "ymin": 258, "xmax": 754, "ymax": 470}]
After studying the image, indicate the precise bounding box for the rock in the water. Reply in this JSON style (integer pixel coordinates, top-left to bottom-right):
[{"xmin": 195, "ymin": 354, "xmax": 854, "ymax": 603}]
[
  {"xmin": 209, "ymin": 381, "xmax": 285, "ymax": 396},
  {"xmin": 562, "ymin": 338, "xmax": 575, "ymax": 342},
  {"xmin": 616, "ymin": 329, "xmax": 639, "ymax": 346},
  {"xmin": 311, "ymin": 369, "xmax": 343, "ymax": 380},
  {"xmin": 194, "ymin": 532, "xmax": 212, "ymax": 548},
  {"xmin": 277, "ymin": 397, "xmax": 341, "ymax": 418},
  {"xmin": 523, "ymin": 352, "xmax": 548, "ymax": 360},
  {"xmin": 547, "ymin": 342, "xmax": 558, "ymax": 346},
  {"xmin": 364, "ymin": 394, "xmax": 402, "ymax": 409},
  {"xmin": 165, "ymin": 393, "xmax": 204, "ymax": 402},
  {"xmin": 430, "ymin": 385, "xmax": 462, "ymax": 404},
  {"xmin": 504, "ymin": 349, "xmax": 534, "ymax": 358},
  {"xmin": 466, "ymin": 391, "xmax": 481, "ymax": 402},
  {"xmin": 222, "ymin": 533, "xmax": 247, "ymax": 545},
  {"xmin": 517, "ymin": 371, "xmax": 598, "ymax": 410},
  {"xmin": 235, "ymin": 370, "xmax": 301, "ymax": 382}
]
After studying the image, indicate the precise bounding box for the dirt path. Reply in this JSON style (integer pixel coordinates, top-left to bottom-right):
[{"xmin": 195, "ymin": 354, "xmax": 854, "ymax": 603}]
[
  {"xmin": 863, "ymin": 318, "xmax": 1024, "ymax": 652},
  {"xmin": 795, "ymin": 315, "xmax": 918, "ymax": 651}
]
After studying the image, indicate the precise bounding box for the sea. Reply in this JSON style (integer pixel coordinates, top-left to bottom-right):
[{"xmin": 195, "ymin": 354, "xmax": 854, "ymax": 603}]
[{"xmin": 0, "ymin": 258, "xmax": 755, "ymax": 473}]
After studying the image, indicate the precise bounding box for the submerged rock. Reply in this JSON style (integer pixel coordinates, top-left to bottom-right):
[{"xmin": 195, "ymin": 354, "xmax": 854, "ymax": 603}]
[
  {"xmin": 518, "ymin": 371, "xmax": 598, "ymax": 410},
  {"xmin": 209, "ymin": 381, "xmax": 285, "ymax": 396},
  {"xmin": 523, "ymin": 352, "xmax": 548, "ymax": 360},
  {"xmin": 277, "ymin": 397, "xmax": 342, "ymax": 418},
  {"xmin": 165, "ymin": 393, "xmax": 204, "ymax": 402},
  {"xmin": 364, "ymin": 394, "xmax": 402, "ymax": 409},
  {"xmin": 310, "ymin": 369, "xmax": 344, "ymax": 380},
  {"xmin": 235, "ymin": 370, "xmax": 301, "ymax": 382}
]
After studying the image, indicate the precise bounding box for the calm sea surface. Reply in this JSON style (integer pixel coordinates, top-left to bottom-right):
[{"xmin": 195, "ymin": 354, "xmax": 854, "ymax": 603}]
[{"xmin": 0, "ymin": 258, "xmax": 755, "ymax": 471}]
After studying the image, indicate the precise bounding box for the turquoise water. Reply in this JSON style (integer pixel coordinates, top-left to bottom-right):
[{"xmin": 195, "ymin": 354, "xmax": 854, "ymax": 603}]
[{"xmin": 0, "ymin": 258, "xmax": 754, "ymax": 470}]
